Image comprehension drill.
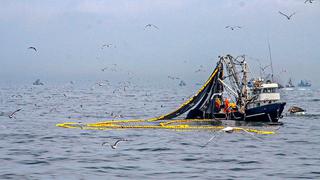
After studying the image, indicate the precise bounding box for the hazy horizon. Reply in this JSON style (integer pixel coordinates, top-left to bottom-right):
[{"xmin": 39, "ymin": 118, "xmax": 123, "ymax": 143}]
[{"xmin": 1, "ymin": 0, "xmax": 319, "ymax": 88}]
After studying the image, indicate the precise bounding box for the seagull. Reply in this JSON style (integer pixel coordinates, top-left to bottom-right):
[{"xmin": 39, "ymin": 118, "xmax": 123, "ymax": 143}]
[
  {"xmin": 101, "ymin": 44, "xmax": 113, "ymax": 49},
  {"xmin": 278, "ymin": 11, "xmax": 296, "ymax": 20},
  {"xmin": 28, "ymin": 47, "xmax": 37, "ymax": 52},
  {"xmin": 305, "ymin": 0, "xmax": 315, "ymax": 3},
  {"xmin": 8, "ymin": 108, "xmax": 22, "ymax": 119},
  {"xmin": 74, "ymin": 122, "xmax": 84, "ymax": 129},
  {"xmin": 112, "ymin": 114, "xmax": 124, "ymax": 119},
  {"xmin": 260, "ymin": 64, "xmax": 271, "ymax": 72},
  {"xmin": 145, "ymin": 24, "xmax": 159, "ymax": 30},
  {"xmin": 202, "ymin": 126, "xmax": 262, "ymax": 147},
  {"xmin": 96, "ymin": 82, "xmax": 104, "ymax": 86},
  {"xmin": 195, "ymin": 69, "xmax": 205, "ymax": 73},
  {"xmin": 102, "ymin": 139, "xmax": 131, "ymax": 149},
  {"xmin": 168, "ymin": 76, "xmax": 180, "ymax": 80},
  {"xmin": 112, "ymin": 89, "xmax": 119, "ymax": 94},
  {"xmin": 221, "ymin": 126, "xmax": 234, "ymax": 133},
  {"xmin": 179, "ymin": 80, "xmax": 186, "ymax": 87},
  {"xmin": 225, "ymin": 26, "xmax": 242, "ymax": 31},
  {"xmin": 49, "ymin": 108, "xmax": 58, "ymax": 113}
]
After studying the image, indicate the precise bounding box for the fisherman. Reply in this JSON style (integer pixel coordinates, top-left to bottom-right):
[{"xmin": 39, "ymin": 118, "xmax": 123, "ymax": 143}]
[
  {"xmin": 222, "ymin": 98, "xmax": 230, "ymax": 119},
  {"xmin": 214, "ymin": 97, "xmax": 221, "ymax": 112},
  {"xmin": 224, "ymin": 98, "xmax": 230, "ymax": 113},
  {"xmin": 229, "ymin": 102, "xmax": 237, "ymax": 112}
]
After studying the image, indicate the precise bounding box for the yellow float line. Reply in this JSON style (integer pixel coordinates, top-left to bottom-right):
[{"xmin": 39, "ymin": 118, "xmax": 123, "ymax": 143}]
[
  {"xmin": 56, "ymin": 122, "xmax": 275, "ymax": 134},
  {"xmin": 91, "ymin": 119, "xmax": 147, "ymax": 125},
  {"xmin": 160, "ymin": 119, "xmax": 220, "ymax": 126}
]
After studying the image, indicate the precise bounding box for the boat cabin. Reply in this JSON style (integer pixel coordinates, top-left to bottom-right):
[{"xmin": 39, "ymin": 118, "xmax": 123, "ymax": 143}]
[{"xmin": 248, "ymin": 81, "xmax": 280, "ymax": 108}]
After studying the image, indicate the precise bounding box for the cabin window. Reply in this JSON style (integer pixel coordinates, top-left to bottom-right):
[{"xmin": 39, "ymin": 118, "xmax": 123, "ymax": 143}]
[
  {"xmin": 262, "ymin": 88, "xmax": 276, "ymax": 93},
  {"xmin": 263, "ymin": 88, "xmax": 270, "ymax": 93}
]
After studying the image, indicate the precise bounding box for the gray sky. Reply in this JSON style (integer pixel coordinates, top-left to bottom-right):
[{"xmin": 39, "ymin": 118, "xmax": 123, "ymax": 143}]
[{"xmin": 0, "ymin": 0, "xmax": 319, "ymax": 87}]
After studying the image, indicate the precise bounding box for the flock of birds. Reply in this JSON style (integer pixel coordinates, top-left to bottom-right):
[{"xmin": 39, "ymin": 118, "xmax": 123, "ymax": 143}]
[
  {"xmin": 224, "ymin": 1, "xmax": 315, "ymax": 31},
  {"xmin": 18, "ymin": 1, "xmax": 314, "ymax": 149},
  {"xmin": 26, "ymin": 0, "xmax": 313, "ymax": 54}
]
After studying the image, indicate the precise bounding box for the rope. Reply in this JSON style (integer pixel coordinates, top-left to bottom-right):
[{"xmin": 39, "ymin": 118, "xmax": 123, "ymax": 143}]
[{"xmin": 56, "ymin": 120, "xmax": 275, "ymax": 135}]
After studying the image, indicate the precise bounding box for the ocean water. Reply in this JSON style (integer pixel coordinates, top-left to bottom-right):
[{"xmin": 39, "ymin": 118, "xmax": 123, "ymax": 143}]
[{"xmin": 0, "ymin": 83, "xmax": 320, "ymax": 179}]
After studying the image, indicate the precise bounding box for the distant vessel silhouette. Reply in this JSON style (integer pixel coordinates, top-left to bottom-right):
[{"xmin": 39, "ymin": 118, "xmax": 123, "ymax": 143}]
[
  {"xmin": 285, "ymin": 78, "xmax": 295, "ymax": 88},
  {"xmin": 298, "ymin": 80, "xmax": 311, "ymax": 87},
  {"xmin": 33, "ymin": 79, "xmax": 44, "ymax": 86}
]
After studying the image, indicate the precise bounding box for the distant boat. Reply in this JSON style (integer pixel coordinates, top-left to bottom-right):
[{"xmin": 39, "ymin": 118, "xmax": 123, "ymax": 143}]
[
  {"xmin": 33, "ymin": 79, "xmax": 44, "ymax": 86},
  {"xmin": 285, "ymin": 78, "xmax": 295, "ymax": 88},
  {"xmin": 298, "ymin": 80, "xmax": 311, "ymax": 87}
]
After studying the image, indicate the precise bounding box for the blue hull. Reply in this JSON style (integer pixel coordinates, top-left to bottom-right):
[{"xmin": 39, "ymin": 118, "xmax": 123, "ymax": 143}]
[
  {"xmin": 207, "ymin": 102, "xmax": 286, "ymax": 122},
  {"xmin": 242, "ymin": 102, "xmax": 286, "ymax": 122}
]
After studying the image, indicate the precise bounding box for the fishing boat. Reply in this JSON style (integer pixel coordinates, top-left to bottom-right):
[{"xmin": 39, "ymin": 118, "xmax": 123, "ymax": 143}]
[
  {"xmin": 150, "ymin": 55, "xmax": 286, "ymax": 123},
  {"xmin": 56, "ymin": 55, "xmax": 287, "ymax": 131},
  {"xmin": 298, "ymin": 80, "xmax": 311, "ymax": 87},
  {"xmin": 285, "ymin": 78, "xmax": 295, "ymax": 88}
]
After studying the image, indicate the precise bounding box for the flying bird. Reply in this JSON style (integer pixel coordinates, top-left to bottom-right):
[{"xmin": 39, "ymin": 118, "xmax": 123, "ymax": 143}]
[
  {"xmin": 167, "ymin": 76, "xmax": 180, "ymax": 80},
  {"xmin": 101, "ymin": 67, "xmax": 108, "ymax": 72},
  {"xmin": 8, "ymin": 108, "xmax": 22, "ymax": 119},
  {"xmin": 305, "ymin": 0, "xmax": 315, "ymax": 3},
  {"xmin": 28, "ymin": 47, "xmax": 37, "ymax": 52},
  {"xmin": 202, "ymin": 126, "xmax": 262, "ymax": 148},
  {"xmin": 260, "ymin": 64, "xmax": 271, "ymax": 72},
  {"xmin": 102, "ymin": 139, "xmax": 131, "ymax": 149},
  {"xmin": 225, "ymin": 26, "xmax": 242, "ymax": 30},
  {"xmin": 278, "ymin": 11, "xmax": 296, "ymax": 20},
  {"xmin": 179, "ymin": 80, "xmax": 186, "ymax": 87},
  {"xmin": 145, "ymin": 24, "xmax": 159, "ymax": 30},
  {"xmin": 96, "ymin": 82, "xmax": 104, "ymax": 86},
  {"xmin": 101, "ymin": 44, "xmax": 114, "ymax": 49}
]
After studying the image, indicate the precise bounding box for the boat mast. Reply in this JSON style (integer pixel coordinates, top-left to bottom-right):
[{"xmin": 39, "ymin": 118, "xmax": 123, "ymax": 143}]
[
  {"xmin": 268, "ymin": 38, "xmax": 274, "ymax": 81},
  {"xmin": 220, "ymin": 55, "xmax": 248, "ymax": 114},
  {"xmin": 239, "ymin": 59, "xmax": 248, "ymax": 114},
  {"xmin": 223, "ymin": 55, "xmax": 241, "ymax": 94}
]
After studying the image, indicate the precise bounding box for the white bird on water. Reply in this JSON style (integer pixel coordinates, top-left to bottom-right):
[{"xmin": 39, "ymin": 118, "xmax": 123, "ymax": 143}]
[
  {"xmin": 102, "ymin": 139, "xmax": 131, "ymax": 149},
  {"xmin": 202, "ymin": 126, "xmax": 262, "ymax": 148}
]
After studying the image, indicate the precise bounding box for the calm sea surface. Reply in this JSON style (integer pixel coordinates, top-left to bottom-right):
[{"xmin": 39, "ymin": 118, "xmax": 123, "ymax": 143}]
[{"xmin": 0, "ymin": 83, "xmax": 320, "ymax": 179}]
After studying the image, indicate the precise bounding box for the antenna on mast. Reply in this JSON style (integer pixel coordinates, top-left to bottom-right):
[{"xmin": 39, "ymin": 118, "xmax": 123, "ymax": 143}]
[{"xmin": 267, "ymin": 38, "xmax": 274, "ymax": 81}]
